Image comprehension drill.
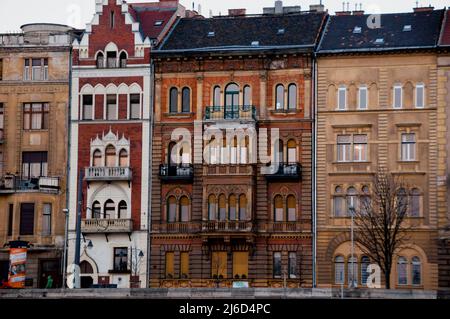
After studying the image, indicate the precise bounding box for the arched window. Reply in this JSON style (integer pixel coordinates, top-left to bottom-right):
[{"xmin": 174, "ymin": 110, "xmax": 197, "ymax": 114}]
[
  {"xmin": 276, "ymin": 139, "xmax": 284, "ymax": 164},
  {"xmin": 229, "ymin": 194, "xmax": 237, "ymax": 221},
  {"xmin": 221, "ymin": 136, "xmax": 228, "ymax": 164},
  {"xmin": 92, "ymin": 201, "xmax": 101, "ymax": 219},
  {"xmin": 287, "ymin": 195, "xmax": 296, "ymax": 222},
  {"xmin": 397, "ymin": 256, "xmax": 407, "ymax": 285},
  {"xmin": 347, "ymin": 187, "xmax": 358, "ymax": 216},
  {"xmin": 411, "ymin": 256, "xmax": 421, "ymax": 285},
  {"xmin": 119, "ymin": 51, "xmax": 127, "ymax": 68},
  {"xmin": 167, "ymin": 196, "xmax": 177, "ymax": 223},
  {"xmin": 287, "ymin": 139, "xmax": 297, "ymax": 163},
  {"xmin": 168, "ymin": 142, "xmax": 177, "ymax": 166},
  {"xmin": 335, "ymin": 256, "xmax": 345, "ymax": 284},
  {"xmin": 334, "ymin": 186, "xmax": 345, "ymax": 217},
  {"xmin": 218, "ymin": 194, "xmax": 227, "ymax": 221},
  {"xmin": 93, "ymin": 149, "xmax": 102, "ymax": 167},
  {"xmin": 104, "ymin": 200, "xmax": 115, "ymax": 219},
  {"xmin": 239, "ymin": 195, "xmax": 247, "ymax": 220},
  {"xmin": 96, "ymin": 52, "xmax": 104, "ymax": 68},
  {"xmin": 180, "ymin": 196, "xmax": 190, "ymax": 222},
  {"xmin": 230, "ymin": 137, "xmax": 238, "ymax": 164},
  {"xmin": 180, "ymin": 142, "xmax": 191, "ymax": 165},
  {"xmin": 243, "ymin": 85, "xmax": 251, "ymax": 107},
  {"xmin": 208, "ymin": 195, "xmax": 217, "ymax": 221},
  {"xmin": 182, "ymin": 87, "xmax": 191, "ymax": 113},
  {"xmin": 410, "ymin": 188, "xmax": 421, "ymax": 217},
  {"xmin": 80, "ymin": 261, "xmax": 94, "ymax": 274},
  {"xmin": 361, "ymin": 256, "xmax": 370, "ymax": 286},
  {"xmin": 225, "ymin": 83, "xmax": 239, "ymax": 119},
  {"xmin": 240, "ymin": 136, "xmax": 249, "ymax": 164},
  {"xmin": 209, "ymin": 137, "xmax": 219, "ymax": 165},
  {"xmin": 288, "ymin": 84, "xmax": 297, "ymax": 110},
  {"xmin": 118, "ymin": 201, "xmax": 127, "ymax": 219},
  {"xmin": 396, "ymin": 188, "xmax": 408, "ymax": 216},
  {"xmin": 169, "ymin": 88, "xmax": 178, "ymax": 113},
  {"xmin": 105, "ymin": 145, "xmax": 116, "ymax": 167},
  {"xmin": 213, "ymin": 86, "xmax": 221, "ymax": 109},
  {"xmin": 360, "ymin": 185, "xmax": 371, "ymax": 214},
  {"xmin": 348, "ymin": 256, "xmax": 358, "ymax": 286},
  {"xmin": 274, "ymin": 195, "xmax": 283, "ymax": 222},
  {"xmin": 276, "ymin": 84, "xmax": 285, "ymax": 110},
  {"xmin": 119, "ymin": 149, "xmax": 128, "ymax": 167}
]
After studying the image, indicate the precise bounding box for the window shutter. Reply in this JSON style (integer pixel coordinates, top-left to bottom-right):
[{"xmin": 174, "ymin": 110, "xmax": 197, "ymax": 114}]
[{"xmin": 20, "ymin": 203, "xmax": 35, "ymax": 235}]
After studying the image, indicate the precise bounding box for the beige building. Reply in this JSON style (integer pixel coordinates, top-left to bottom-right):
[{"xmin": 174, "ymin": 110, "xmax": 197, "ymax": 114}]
[
  {"xmin": 315, "ymin": 9, "xmax": 444, "ymax": 290},
  {"xmin": 0, "ymin": 24, "xmax": 77, "ymax": 288}
]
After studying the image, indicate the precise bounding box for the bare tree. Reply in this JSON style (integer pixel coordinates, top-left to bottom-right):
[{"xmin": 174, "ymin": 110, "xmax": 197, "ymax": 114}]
[{"xmin": 353, "ymin": 168, "xmax": 411, "ymax": 289}]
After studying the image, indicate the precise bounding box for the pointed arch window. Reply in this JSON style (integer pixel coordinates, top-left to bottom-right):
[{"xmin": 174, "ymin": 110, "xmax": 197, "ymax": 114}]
[
  {"xmin": 167, "ymin": 196, "xmax": 177, "ymax": 223},
  {"xmin": 96, "ymin": 52, "xmax": 104, "ymax": 68},
  {"xmin": 180, "ymin": 196, "xmax": 190, "ymax": 222},
  {"xmin": 208, "ymin": 195, "xmax": 217, "ymax": 221},
  {"xmin": 169, "ymin": 88, "xmax": 178, "ymax": 113},
  {"xmin": 119, "ymin": 149, "xmax": 128, "ymax": 167},
  {"xmin": 118, "ymin": 201, "xmax": 127, "ymax": 219},
  {"xmin": 218, "ymin": 194, "xmax": 227, "ymax": 221},
  {"xmin": 287, "ymin": 195, "xmax": 296, "ymax": 222},
  {"xmin": 239, "ymin": 195, "xmax": 247, "ymax": 221},
  {"xmin": 119, "ymin": 51, "xmax": 127, "ymax": 68},
  {"xmin": 229, "ymin": 195, "xmax": 237, "ymax": 221},
  {"xmin": 92, "ymin": 201, "xmax": 101, "ymax": 219},
  {"xmin": 182, "ymin": 87, "xmax": 191, "ymax": 113},
  {"xmin": 93, "ymin": 149, "xmax": 102, "ymax": 167},
  {"xmin": 105, "ymin": 145, "xmax": 116, "ymax": 167},
  {"xmin": 104, "ymin": 200, "xmax": 115, "ymax": 219}
]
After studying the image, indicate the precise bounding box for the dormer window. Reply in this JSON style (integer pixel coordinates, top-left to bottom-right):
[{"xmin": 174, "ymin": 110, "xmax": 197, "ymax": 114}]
[
  {"xmin": 277, "ymin": 28, "xmax": 285, "ymax": 35},
  {"xmin": 251, "ymin": 41, "xmax": 260, "ymax": 46},
  {"xmin": 403, "ymin": 25, "xmax": 412, "ymax": 32},
  {"xmin": 207, "ymin": 31, "xmax": 215, "ymax": 37},
  {"xmin": 374, "ymin": 38, "xmax": 384, "ymax": 45},
  {"xmin": 154, "ymin": 20, "xmax": 164, "ymax": 26},
  {"xmin": 353, "ymin": 26, "xmax": 362, "ymax": 34}
]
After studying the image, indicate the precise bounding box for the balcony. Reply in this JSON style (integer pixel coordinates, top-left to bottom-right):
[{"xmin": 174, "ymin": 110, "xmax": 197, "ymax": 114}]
[
  {"xmin": 152, "ymin": 222, "xmax": 201, "ymax": 234},
  {"xmin": 264, "ymin": 163, "xmax": 302, "ymax": 181},
  {"xmin": 203, "ymin": 164, "xmax": 254, "ymax": 176},
  {"xmin": 85, "ymin": 167, "xmax": 132, "ymax": 182},
  {"xmin": 204, "ymin": 106, "xmax": 257, "ymax": 121},
  {"xmin": 260, "ymin": 222, "xmax": 306, "ymax": 233},
  {"xmin": 202, "ymin": 220, "xmax": 253, "ymax": 233},
  {"xmin": 159, "ymin": 164, "xmax": 194, "ymax": 182},
  {"xmin": 81, "ymin": 219, "xmax": 133, "ymax": 234},
  {"xmin": 0, "ymin": 175, "xmax": 60, "ymax": 194}
]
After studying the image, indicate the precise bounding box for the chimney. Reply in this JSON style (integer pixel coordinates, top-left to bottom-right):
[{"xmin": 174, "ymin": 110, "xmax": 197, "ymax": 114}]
[
  {"xmin": 413, "ymin": 6, "xmax": 434, "ymax": 12},
  {"xmin": 310, "ymin": 4, "xmax": 325, "ymax": 12},
  {"xmin": 228, "ymin": 8, "xmax": 247, "ymax": 16},
  {"xmin": 336, "ymin": 2, "xmax": 351, "ymax": 16},
  {"xmin": 275, "ymin": 1, "xmax": 283, "ymax": 14}
]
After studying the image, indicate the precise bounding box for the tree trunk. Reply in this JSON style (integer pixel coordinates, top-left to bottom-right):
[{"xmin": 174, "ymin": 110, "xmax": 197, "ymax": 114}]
[{"xmin": 384, "ymin": 267, "xmax": 391, "ymax": 289}]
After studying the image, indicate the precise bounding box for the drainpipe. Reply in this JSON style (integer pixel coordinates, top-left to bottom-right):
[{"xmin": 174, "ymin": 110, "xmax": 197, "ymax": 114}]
[
  {"xmin": 146, "ymin": 60, "xmax": 155, "ymax": 289},
  {"xmin": 312, "ymin": 53, "xmax": 318, "ymax": 288}
]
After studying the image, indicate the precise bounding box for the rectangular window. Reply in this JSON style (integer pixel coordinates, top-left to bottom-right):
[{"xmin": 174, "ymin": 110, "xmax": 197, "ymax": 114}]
[
  {"xmin": 337, "ymin": 135, "xmax": 351, "ymax": 162},
  {"xmin": 211, "ymin": 251, "xmax": 227, "ymax": 279},
  {"xmin": 401, "ymin": 133, "xmax": 416, "ymax": 161},
  {"xmin": 82, "ymin": 95, "xmax": 93, "ymax": 120},
  {"xmin": 415, "ymin": 84, "xmax": 425, "ymax": 108},
  {"xmin": 338, "ymin": 87, "xmax": 347, "ymax": 110},
  {"xmin": 8, "ymin": 204, "xmax": 14, "ymax": 236},
  {"xmin": 232, "ymin": 251, "xmax": 249, "ymax": 279},
  {"xmin": 20, "ymin": 203, "xmax": 35, "ymax": 236},
  {"xmin": 113, "ymin": 247, "xmax": 128, "ymax": 272},
  {"xmin": 42, "ymin": 203, "xmax": 52, "ymax": 236},
  {"xmin": 288, "ymin": 252, "xmax": 297, "ymax": 279},
  {"xmin": 23, "ymin": 103, "xmax": 49, "ymax": 130},
  {"xmin": 0, "ymin": 59, "xmax": 3, "ymax": 81},
  {"xmin": 393, "ymin": 85, "xmax": 403, "ymax": 109},
  {"xmin": 24, "ymin": 58, "xmax": 48, "ymax": 81},
  {"xmin": 273, "ymin": 252, "xmax": 282, "ymax": 278},
  {"xmin": 130, "ymin": 94, "xmax": 141, "ymax": 119},
  {"xmin": 180, "ymin": 252, "xmax": 189, "ymax": 279},
  {"xmin": 353, "ymin": 135, "xmax": 368, "ymax": 162},
  {"xmin": 165, "ymin": 252, "xmax": 174, "ymax": 278},
  {"xmin": 358, "ymin": 86, "xmax": 368, "ymax": 110},
  {"xmin": 106, "ymin": 95, "xmax": 117, "ymax": 120},
  {"xmin": 22, "ymin": 152, "xmax": 48, "ymax": 179}
]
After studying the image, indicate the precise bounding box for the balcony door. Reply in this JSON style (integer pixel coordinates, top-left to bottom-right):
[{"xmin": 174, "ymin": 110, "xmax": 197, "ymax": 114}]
[{"xmin": 225, "ymin": 83, "xmax": 239, "ymax": 119}]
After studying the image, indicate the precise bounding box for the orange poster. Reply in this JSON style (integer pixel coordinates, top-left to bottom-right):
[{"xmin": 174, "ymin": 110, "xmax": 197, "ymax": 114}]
[{"xmin": 8, "ymin": 248, "xmax": 27, "ymax": 289}]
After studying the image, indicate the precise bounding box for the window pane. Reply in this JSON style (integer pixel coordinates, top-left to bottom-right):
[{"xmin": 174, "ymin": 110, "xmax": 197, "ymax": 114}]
[
  {"xmin": 276, "ymin": 85, "xmax": 284, "ymax": 110},
  {"xmin": 274, "ymin": 196, "xmax": 283, "ymax": 222},
  {"xmin": 20, "ymin": 203, "xmax": 35, "ymax": 236},
  {"xmin": 219, "ymin": 195, "xmax": 226, "ymax": 221},
  {"xmin": 42, "ymin": 203, "xmax": 52, "ymax": 236},
  {"xmin": 208, "ymin": 195, "xmax": 217, "ymax": 221},
  {"xmin": 288, "ymin": 252, "xmax": 297, "ymax": 278},
  {"xmin": 394, "ymin": 86, "xmax": 402, "ymax": 108},
  {"xmin": 167, "ymin": 197, "xmax": 177, "ymax": 223},
  {"xmin": 334, "ymin": 196, "xmax": 345, "ymax": 217},
  {"xmin": 211, "ymin": 251, "xmax": 227, "ymax": 279},
  {"xmin": 416, "ymin": 85, "xmax": 424, "ymax": 108},
  {"xmin": 244, "ymin": 86, "xmax": 251, "ymax": 107},
  {"xmin": 359, "ymin": 87, "xmax": 367, "ymax": 109},
  {"xmin": 213, "ymin": 86, "xmax": 221, "ymax": 107},
  {"xmin": 180, "ymin": 197, "xmax": 189, "ymax": 222},
  {"xmin": 83, "ymin": 95, "xmax": 93, "ymax": 120},
  {"xmin": 273, "ymin": 252, "xmax": 282, "ymax": 278},
  {"xmin": 335, "ymin": 256, "xmax": 345, "ymax": 284},
  {"xmin": 353, "ymin": 135, "xmax": 368, "ymax": 162},
  {"xmin": 412, "ymin": 257, "xmax": 421, "ymax": 285},
  {"xmin": 170, "ymin": 88, "xmax": 178, "ymax": 113},
  {"xmin": 410, "ymin": 189, "xmax": 420, "ymax": 217},
  {"xmin": 348, "ymin": 257, "xmax": 358, "ymax": 286},
  {"xmin": 288, "ymin": 84, "xmax": 297, "ymax": 109},
  {"xmin": 361, "ymin": 256, "xmax": 370, "ymax": 286},
  {"xmin": 182, "ymin": 88, "xmax": 190, "ymax": 113},
  {"xmin": 239, "ymin": 195, "xmax": 247, "ymax": 220},
  {"xmin": 130, "ymin": 94, "xmax": 140, "ymax": 119},
  {"xmin": 114, "ymin": 248, "xmax": 128, "ymax": 271},
  {"xmin": 107, "ymin": 95, "xmax": 117, "ymax": 120},
  {"xmin": 287, "ymin": 196, "xmax": 296, "ymax": 222},
  {"xmin": 338, "ymin": 88, "xmax": 346, "ymax": 110},
  {"xmin": 398, "ymin": 257, "xmax": 407, "ymax": 285}
]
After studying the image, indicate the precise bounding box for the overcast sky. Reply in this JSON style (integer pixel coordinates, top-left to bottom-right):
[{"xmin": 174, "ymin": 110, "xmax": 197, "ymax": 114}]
[{"xmin": 0, "ymin": 0, "xmax": 448, "ymax": 32}]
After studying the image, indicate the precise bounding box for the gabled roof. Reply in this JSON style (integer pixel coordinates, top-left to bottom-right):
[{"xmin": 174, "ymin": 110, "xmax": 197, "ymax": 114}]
[
  {"xmin": 439, "ymin": 10, "xmax": 450, "ymax": 46},
  {"xmin": 157, "ymin": 12, "xmax": 327, "ymax": 53},
  {"xmin": 129, "ymin": 3, "xmax": 178, "ymax": 40},
  {"xmin": 318, "ymin": 10, "xmax": 444, "ymax": 53}
]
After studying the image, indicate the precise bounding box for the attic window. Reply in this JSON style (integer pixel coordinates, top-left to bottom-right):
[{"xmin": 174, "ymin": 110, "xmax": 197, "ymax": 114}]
[
  {"xmin": 353, "ymin": 26, "xmax": 362, "ymax": 34},
  {"xmin": 374, "ymin": 38, "xmax": 384, "ymax": 44},
  {"xmin": 277, "ymin": 28, "xmax": 285, "ymax": 35},
  {"xmin": 403, "ymin": 25, "xmax": 412, "ymax": 32},
  {"xmin": 251, "ymin": 41, "xmax": 260, "ymax": 46},
  {"xmin": 207, "ymin": 31, "xmax": 215, "ymax": 37},
  {"xmin": 154, "ymin": 21, "xmax": 164, "ymax": 26}
]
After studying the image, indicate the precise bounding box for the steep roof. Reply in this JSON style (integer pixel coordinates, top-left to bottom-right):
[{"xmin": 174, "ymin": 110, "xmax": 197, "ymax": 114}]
[
  {"xmin": 439, "ymin": 10, "xmax": 450, "ymax": 46},
  {"xmin": 318, "ymin": 10, "xmax": 444, "ymax": 53},
  {"xmin": 158, "ymin": 12, "xmax": 327, "ymax": 53},
  {"xmin": 129, "ymin": 3, "xmax": 178, "ymax": 40}
]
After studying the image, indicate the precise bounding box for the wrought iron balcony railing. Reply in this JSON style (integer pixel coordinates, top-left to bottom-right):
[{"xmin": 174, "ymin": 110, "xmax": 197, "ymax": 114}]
[
  {"xmin": 81, "ymin": 219, "xmax": 133, "ymax": 233},
  {"xmin": 264, "ymin": 162, "xmax": 302, "ymax": 181},
  {"xmin": 85, "ymin": 167, "xmax": 132, "ymax": 181},
  {"xmin": 202, "ymin": 220, "xmax": 253, "ymax": 232},
  {"xmin": 159, "ymin": 164, "xmax": 194, "ymax": 182},
  {"xmin": 204, "ymin": 105, "xmax": 257, "ymax": 121},
  {"xmin": 0, "ymin": 175, "xmax": 60, "ymax": 193}
]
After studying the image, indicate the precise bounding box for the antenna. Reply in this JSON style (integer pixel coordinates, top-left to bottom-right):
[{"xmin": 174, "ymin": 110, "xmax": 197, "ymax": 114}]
[
  {"xmin": 415, "ymin": 1, "xmax": 419, "ymax": 8},
  {"xmin": 355, "ymin": 3, "xmax": 357, "ymax": 10},
  {"xmin": 360, "ymin": 3, "xmax": 362, "ymax": 11},
  {"xmin": 342, "ymin": 2, "xmax": 345, "ymax": 11},
  {"xmin": 347, "ymin": 2, "xmax": 350, "ymax": 11}
]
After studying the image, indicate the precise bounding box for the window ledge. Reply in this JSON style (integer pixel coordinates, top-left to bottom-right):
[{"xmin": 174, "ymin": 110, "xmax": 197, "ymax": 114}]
[
  {"xmin": 108, "ymin": 269, "xmax": 131, "ymax": 274},
  {"xmin": 164, "ymin": 112, "xmax": 195, "ymax": 118},
  {"xmin": 397, "ymin": 161, "xmax": 419, "ymax": 164},
  {"xmin": 333, "ymin": 161, "xmax": 371, "ymax": 165},
  {"xmin": 269, "ymin": 109, "xmax": 301, "ymax": 114}
]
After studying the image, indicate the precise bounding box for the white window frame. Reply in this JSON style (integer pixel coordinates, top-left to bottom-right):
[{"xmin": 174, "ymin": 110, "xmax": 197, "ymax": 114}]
[
  {"xmin": 401, "ymin": 133, "xmax": 416, "ymax": 161},
  {"xmin": 358, "ymin": 86, "xmax": 368, "ymax": 110},
  {"xmin": 393, "ymin": 84, "xmax": 403, "ymax": 109},
  {"xmin": 338, "ymin": 86, "xmax": 347, "ymax": 111},
  {"xmin": 415, "ymin": 83, "xmax": 425, "ymax": 109}
]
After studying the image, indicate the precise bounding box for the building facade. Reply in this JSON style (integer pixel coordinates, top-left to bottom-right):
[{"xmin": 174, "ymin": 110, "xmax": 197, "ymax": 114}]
[
  {"xmin": 0, "ymin": 23, "xmax": 76, "ymax": 288},
  {"xmin": 315, "ymin": 8, "xmax": 444, "ymax": 290},
  {"xmin": 67, "ymin": 0, "xmax": 183, "ymax": 288},
  {"xmin": 149, "ymin": 4, "xmax": 326, "ymax": 288}
]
